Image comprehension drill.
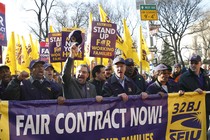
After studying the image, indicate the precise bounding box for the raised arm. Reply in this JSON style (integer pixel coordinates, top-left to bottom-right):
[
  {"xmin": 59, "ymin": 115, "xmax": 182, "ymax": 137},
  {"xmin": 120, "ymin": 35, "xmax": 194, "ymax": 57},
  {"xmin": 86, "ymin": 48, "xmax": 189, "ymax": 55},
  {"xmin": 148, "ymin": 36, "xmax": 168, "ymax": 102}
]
[{"xmin": 62, "ymin": 44, "xmax": 78, "ymax": 82}]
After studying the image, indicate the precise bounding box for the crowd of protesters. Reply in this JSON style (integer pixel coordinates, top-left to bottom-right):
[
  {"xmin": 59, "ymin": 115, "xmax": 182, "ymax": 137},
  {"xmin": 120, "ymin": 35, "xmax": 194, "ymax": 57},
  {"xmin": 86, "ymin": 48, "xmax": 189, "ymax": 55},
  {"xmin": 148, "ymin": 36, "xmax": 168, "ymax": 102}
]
[{"xmin": 0, "ymin": 30, "xmax": 210, "ymax": 138}]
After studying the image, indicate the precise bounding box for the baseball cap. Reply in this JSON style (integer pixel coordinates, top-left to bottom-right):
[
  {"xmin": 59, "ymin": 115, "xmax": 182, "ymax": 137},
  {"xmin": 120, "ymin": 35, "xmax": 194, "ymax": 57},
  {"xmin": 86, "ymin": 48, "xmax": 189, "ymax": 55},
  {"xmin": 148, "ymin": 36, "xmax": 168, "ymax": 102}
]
[
  {"xmin": 113, "ymin": 57, "xmax": 125, "ymax": 65},
  {"xmin": 155, "ymin": 64, "xmax": 168, "ymax": 72},
  {"xmin": 29, "ymin": 60, "xmax": 45, "ymax": 69},
  {"xmin": 125, "ymin": 58, "xmax": 134, "ymax": 66},
  {"xmin": 174, "ymin": 63, "xmax": 181, "ymax": 68},
  {"xmin": 190, "ymin": 55, "xmax": 201, "ymax": 62},
  {"xmin": 43, "ymin": 63, "xmax": 54, "ymax": 70},
  {"xmin": 68, "ymin": 30, "xmax": 83, "ymax": 46}
]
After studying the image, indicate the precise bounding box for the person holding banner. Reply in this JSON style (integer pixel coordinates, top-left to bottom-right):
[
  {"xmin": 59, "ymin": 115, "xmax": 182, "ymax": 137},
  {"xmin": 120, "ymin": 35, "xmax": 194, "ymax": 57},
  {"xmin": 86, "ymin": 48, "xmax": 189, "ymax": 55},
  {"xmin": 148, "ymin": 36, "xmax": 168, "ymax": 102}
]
[
  {"xmin": 179, "ymin": 54, "xmax": 210, "ymax": 132},
  {"xmin": 102, "ymin": 57, "xmax": 148, "ymax": 101},
  {"xmin": 146, "ymin": 63, "xmax": 183, "ymax": 96},
  {"xmin": 2, "ymin": 60, "xmax": 62, "ymax": 100},
  {"xmin": 125, "ymin": 58, "xmax": 146, "ymax": 92}
]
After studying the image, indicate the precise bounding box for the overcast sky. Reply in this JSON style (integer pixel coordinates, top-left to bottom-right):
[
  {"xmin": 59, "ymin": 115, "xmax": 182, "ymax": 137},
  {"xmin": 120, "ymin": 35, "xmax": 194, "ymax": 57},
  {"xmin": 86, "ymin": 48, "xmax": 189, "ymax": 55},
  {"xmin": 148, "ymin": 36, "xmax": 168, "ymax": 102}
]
[{"xmin": 1, "ymin": 0, "xmax": 210, "ymax": 40}]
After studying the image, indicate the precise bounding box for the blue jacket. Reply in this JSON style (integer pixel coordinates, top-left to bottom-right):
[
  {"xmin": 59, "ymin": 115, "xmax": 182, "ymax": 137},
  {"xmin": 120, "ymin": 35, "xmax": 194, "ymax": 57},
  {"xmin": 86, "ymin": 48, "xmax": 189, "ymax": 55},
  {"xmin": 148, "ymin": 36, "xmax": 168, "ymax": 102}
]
[
  {"xmin": 146, "ymin": 79, "xmax": 180, "ymax": 95},
  {"xmin": 2, "ymin": 76, "xmax": 62, "ymax": 100},
  {"xmin": 179, "ymin": 68, "xmax": 210, "ymax": 112},
  {"xmin": 102, "ymin": 74, "xmax": 140, "ymax": 97}
]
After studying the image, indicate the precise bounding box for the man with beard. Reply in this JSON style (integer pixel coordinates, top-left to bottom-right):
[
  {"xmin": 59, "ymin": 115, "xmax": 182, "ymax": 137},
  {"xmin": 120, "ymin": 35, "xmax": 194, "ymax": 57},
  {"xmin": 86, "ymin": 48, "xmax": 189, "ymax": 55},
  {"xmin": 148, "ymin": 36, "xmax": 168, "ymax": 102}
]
[
  {"xmin": 58, "ymin": 44, "xmax": 102, "ymax": 102},
  {"xmin": 146, "ymin": 64, "xmax": 183, "ymax": 96},
  {"xmin": 57, "ymin": 30, "xmax": 103, "ymax": 103},
  {"xmin": 125, "ymin": 58, "xmax": 146, "ymax": 92},
  {"xmin": 179, "ymin": 54, "xmax": 210, "ymax": 132},
  {"xmin": 89, "ymin": 65, "xmax": 106, "ymax": 96},
  {"xmin": 2, "ymin": 60, "xmax": 62, "ymax": 100},
  {"xmin": 102, "ymin": 57, "xmax": 148, "ymax": 101},
  {"xmin": 0, "ymin": 65, "xmax": 12, "ymax": 99}
]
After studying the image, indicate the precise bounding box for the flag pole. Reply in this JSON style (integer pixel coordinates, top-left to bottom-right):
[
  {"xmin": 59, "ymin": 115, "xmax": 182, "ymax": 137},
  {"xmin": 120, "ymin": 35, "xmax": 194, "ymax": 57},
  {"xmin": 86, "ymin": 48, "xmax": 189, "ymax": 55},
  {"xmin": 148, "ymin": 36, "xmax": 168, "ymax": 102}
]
[
  {"xmin": 100, "ymin": 57, "xmax": 103, "ymax": 65},
  {"xmin": 60, "ymin": 62, "xmax": 63, "ymax": 73},
  {"xmin": 139, "ymin": 26, "xmax": 142, "ymax": 75}
]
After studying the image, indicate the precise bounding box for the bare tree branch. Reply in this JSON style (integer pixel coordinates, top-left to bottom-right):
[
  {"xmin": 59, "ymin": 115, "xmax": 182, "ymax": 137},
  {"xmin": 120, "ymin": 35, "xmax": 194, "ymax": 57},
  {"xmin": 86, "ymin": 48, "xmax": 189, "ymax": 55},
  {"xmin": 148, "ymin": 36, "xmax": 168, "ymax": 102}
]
[{"xmin": 157, "ymin": 0, "xmax": 203, "ymax": 67}]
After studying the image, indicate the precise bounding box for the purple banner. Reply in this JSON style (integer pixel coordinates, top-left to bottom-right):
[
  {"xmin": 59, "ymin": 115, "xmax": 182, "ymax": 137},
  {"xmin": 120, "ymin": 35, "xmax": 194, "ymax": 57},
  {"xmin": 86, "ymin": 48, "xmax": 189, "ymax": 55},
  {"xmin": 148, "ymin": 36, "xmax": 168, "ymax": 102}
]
[
  {"xmin": 39, "ymin": 41, "xmax": 49, "ymax": 62},
  {"xmin": 61, "ymin": 28, "xmax": 85, "ymax": 61},
  {"xmin": 90, "ymin": 21, "xmax": 116, "ymax": 58},
  {"xmin": 0, "ymin": 3, "xmax": 7, "ymax": 46},
  {"xmin": 8, "ymin": 95, "xmax": 168, "ymax": 140},
  {"xmin": 48, "ymin": 32, "xmax": 63, "ymax": 62}
]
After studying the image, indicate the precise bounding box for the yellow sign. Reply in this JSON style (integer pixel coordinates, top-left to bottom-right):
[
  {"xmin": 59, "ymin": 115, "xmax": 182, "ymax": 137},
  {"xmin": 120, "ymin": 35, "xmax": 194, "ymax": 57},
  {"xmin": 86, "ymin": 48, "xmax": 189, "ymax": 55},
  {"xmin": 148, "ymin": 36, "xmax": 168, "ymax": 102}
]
[
  {"xmin": 140, "ymin": 10, "xmax": 158, "ymax": 20},
  {"xmin": 140, "ymin": 5, "xmax": 158, "ymax": 21}
]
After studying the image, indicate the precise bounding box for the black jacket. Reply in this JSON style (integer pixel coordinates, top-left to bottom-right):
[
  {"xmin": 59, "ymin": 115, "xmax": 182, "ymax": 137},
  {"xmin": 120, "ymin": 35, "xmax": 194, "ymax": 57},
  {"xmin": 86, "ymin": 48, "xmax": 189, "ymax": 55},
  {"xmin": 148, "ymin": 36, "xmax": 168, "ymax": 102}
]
[
  {"xmin": 129, "ymin": 70, "xmax": 146, "ymax": 92},
  {"xmin": 89, "ymin": 79, "xmax": 105, "ymax": 96}
]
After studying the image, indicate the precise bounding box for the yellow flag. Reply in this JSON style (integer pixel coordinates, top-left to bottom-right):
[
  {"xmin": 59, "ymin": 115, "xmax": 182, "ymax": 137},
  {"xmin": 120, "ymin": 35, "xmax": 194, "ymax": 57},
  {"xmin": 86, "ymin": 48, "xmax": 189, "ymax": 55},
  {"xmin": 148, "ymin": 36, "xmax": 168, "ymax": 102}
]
[
  {"xmin": 123, "ymin": 19, "xmax": 139, "ymax": 65},
  {"xmin": 51, "ymin": 62, "xmax": 63, "ymax": 73},
  {"xmin": 15, "ymin": 34, "xmax": 22, "ymax": 73},
  {"xmin": 98, "ymin": 4, "xmax": 111, "ymax": 22},
  {"xmin": 122, "ymin": 19, "xmax": 131, "ymax": 57},
  {"xmin": 5, "ymin": 32, "xmax": 16, "ymax": 75},
  {"xmin": 29, "ymin": 34, "xmax": 39, "ymax": 60},
  {"xmin": 20, "ymin": 36, "xmax": 30, "ymax": 72},
  {"xmin": 116, "ymin": 39, "xmax": 126, "ymax": 56},
  {"xmin": 102, "ymin": 58, "xmax": 109, "ymax": 66},
  {"xmin": 50, "ymin": 25, "xmax": 54, "ymax": 33},
  {"xmin": 123, "ymin": 19, "xmax": 132, "ymax": 49},
  {"xmin": 140, "ymin": 26, "xmax": 150, "ymax": 72},
  {"xmin": 98, "ymin": 4, "xmax": 125, "ymax": 56}
]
